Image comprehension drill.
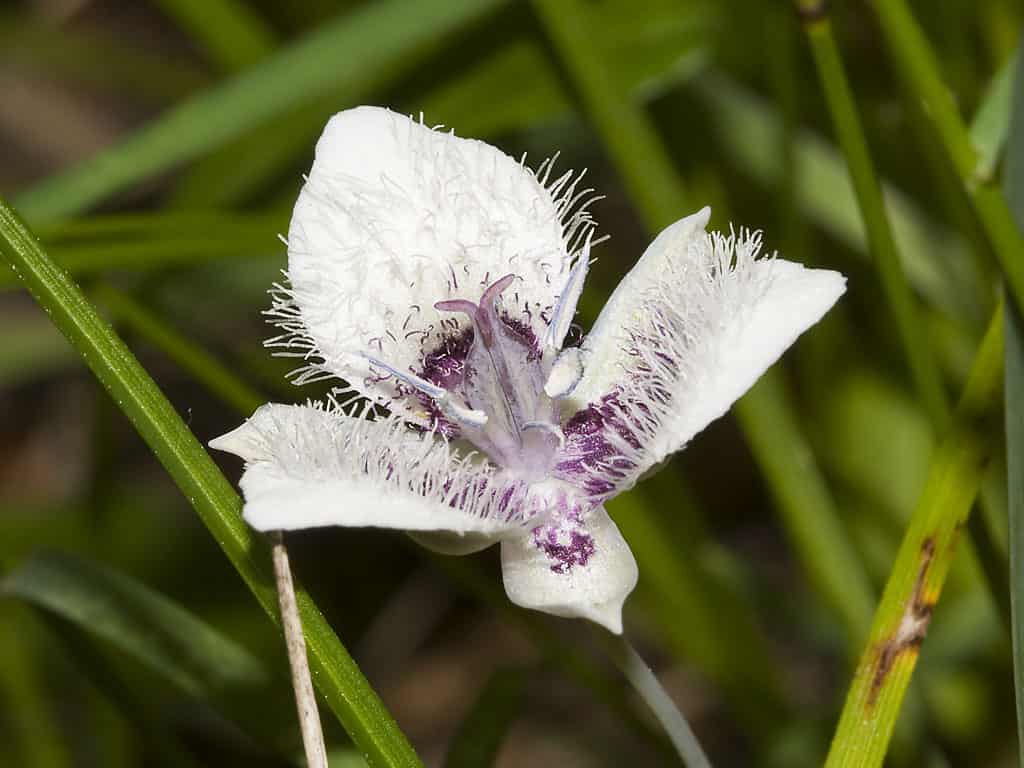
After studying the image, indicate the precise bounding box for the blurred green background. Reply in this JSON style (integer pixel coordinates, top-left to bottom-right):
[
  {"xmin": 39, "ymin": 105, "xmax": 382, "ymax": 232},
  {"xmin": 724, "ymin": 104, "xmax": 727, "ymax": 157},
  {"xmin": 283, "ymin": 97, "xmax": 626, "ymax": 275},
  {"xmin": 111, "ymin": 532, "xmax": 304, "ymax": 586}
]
[{"xmin": 0, "ymin": 0, "xmax": 1022, "ymax": 766}]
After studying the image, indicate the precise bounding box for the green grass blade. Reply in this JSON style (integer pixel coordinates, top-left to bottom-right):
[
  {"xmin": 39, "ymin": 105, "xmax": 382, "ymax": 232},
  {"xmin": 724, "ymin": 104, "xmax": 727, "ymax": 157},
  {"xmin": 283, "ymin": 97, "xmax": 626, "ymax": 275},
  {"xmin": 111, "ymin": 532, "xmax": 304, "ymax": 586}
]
[
  {"xmin": 529, "ymin": 0, "xmax": 686, "ymax": 232},
  {"xmin": 1003, "ymin": 41, "xmax": 1024, "ymax": 768},
  {"xmin": 872, "ymin": 0, "xmax": 1024, "ymax": 312},
  {"xmin": 442, "ymin": 667, "xmax": 525, "ymax": 768},
  {"xmin": 152, "ymin": 0, "xmax": 275, "ymax": 72},
  {"xmin": 1, "ymin": 211, "xmax": 287, "ymax": 290},
  {"xmin": 2, "ymin": 551, "xmax": 267, "ymax": 698},
  {"xmin": 735, "ymin": 371, "xmax": 875, "ymax": 641},
  {"xmin": 798, "ymin": 6, "xmax": 948, "ymax": 428},
  {"xmin": 92, "ymin": 283, "xmax": 264, "ymax": 415},
  {"xmin": 825, "ymin": 306, "xmax": 1004, "ymax": 768},
  {"xmin": 14, "ymin": 0, "xmax": 505, "ymax": 225},
  {"xmin": 0, "ymin": 198, "xmax": 423, "ymax": 768},
  {"xmin": 971, "ymin": 44, "xmax": 1020, "ymax": 184}
]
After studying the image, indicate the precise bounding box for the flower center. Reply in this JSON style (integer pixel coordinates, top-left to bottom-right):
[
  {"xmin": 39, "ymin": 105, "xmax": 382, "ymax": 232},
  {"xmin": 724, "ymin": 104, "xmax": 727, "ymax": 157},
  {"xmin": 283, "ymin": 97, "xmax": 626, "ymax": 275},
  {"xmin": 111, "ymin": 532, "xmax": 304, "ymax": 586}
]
[{"xmin": 432, "ymin": 274, "xmax": 563, "ymax": 478}]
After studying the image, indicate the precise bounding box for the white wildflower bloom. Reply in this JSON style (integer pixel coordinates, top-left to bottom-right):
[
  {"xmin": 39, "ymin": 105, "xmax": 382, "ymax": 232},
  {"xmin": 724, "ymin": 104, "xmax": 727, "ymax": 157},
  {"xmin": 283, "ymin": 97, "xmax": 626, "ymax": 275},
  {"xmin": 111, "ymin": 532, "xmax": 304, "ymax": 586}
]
[{"xmin": 210, "ymin": 106, "xmax": 845, "ymax": 634}]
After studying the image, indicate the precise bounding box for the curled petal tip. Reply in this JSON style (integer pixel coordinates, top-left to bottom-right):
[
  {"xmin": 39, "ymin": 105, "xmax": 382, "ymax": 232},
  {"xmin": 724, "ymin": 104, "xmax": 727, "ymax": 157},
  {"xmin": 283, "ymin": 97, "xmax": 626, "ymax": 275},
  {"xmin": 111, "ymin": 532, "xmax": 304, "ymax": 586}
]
[{"xmin": 208, "ymin": 418, "xmax": 260, "ymax": 460}]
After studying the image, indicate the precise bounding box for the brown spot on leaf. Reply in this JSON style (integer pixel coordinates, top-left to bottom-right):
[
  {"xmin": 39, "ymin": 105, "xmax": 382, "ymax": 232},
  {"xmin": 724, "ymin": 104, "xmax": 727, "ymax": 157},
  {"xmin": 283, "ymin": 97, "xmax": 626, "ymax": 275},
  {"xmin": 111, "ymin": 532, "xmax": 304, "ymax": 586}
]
[{"xmin": 866, "ymin": 537, "xmax": 937, "ymax": 709}]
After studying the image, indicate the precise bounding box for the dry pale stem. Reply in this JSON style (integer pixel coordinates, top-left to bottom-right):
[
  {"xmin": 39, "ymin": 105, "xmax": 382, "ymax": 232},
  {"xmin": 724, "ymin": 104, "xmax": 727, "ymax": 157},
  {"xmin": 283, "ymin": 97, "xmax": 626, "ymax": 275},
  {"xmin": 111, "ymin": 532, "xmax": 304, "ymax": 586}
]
[{"xmin": 272, "ymin": 530, "xmax": 328, "ymax": 768}]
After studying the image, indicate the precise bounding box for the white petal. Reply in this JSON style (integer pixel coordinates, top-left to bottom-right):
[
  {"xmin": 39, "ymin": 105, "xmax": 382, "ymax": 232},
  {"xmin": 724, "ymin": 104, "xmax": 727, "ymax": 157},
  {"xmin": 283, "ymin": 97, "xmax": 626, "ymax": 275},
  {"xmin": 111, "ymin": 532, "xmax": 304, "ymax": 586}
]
[
  {"xmin": 500, "ymin": 506, "xmax": 638, "ymax": 633},
  {"xmin": 271, "ymin": 106, "xmax": 587, "ymax": 406},
  {"xmin": 559, "ymin": 209, "xmax": 845, "ymax": 493},
  {"xmin": 571, "ymin": 206, "xmax": 712, "ymax": 405},
  {"xmin": 210, "ymin": 403, "xmax": 540, "ymax": 537}
]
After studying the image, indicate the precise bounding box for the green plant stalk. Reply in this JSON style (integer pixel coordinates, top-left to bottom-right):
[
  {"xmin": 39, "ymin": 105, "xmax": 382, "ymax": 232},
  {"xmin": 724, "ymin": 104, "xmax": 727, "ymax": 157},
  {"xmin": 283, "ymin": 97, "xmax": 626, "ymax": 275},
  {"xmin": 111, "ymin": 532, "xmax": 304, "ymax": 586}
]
[
  {"xmin": 532, "ymin": 0, "xmax": 874, "ymax": 645},
  {"xmin": 872, "ymin": 0, "xmax": 1024, "ymax": 311},
  {"xmin": 14, "ymin": 0, "xmax": 506, "ymax": 225},
  {"xmin": 606, "ymin": 636, "xmax": 712, "ymax": 768},
  {"xmin": 825, "ymin": 304, "xmax": 1004, "ymax": 768},
  {"xmin": 0, "ymin": 198, "xmax": 423, "ymax": 768},
  {"xmin": 92, "ymin": 283, "xmax": 264, "ymax": 416},
  {"xmin": 798, "ymin": 8, "xmax": 947, "ymax": 428}
]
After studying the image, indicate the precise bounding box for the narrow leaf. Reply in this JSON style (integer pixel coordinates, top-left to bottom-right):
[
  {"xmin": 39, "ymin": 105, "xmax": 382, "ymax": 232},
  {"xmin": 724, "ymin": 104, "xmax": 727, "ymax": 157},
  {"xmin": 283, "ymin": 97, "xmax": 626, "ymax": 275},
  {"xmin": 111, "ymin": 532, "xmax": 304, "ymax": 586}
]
[
  {"xmin": 825, "ymin": 307, "xmax": 1004, "ymax": 767},
  {"xmin": 2, "ymin": 551, "xmax": 266, "ymax": 698},
  {"xmin": 970, "ymin": 44, "xmax": 1020, "ymax": 184}
]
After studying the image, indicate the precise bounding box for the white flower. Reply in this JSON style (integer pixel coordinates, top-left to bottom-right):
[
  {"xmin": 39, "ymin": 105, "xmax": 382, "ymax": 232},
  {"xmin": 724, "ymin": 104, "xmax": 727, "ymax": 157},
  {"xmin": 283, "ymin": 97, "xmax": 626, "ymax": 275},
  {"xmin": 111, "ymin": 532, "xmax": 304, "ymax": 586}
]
[{"xmin": 210, "ymin": 107, "xmax": 845, "ymax": 634}]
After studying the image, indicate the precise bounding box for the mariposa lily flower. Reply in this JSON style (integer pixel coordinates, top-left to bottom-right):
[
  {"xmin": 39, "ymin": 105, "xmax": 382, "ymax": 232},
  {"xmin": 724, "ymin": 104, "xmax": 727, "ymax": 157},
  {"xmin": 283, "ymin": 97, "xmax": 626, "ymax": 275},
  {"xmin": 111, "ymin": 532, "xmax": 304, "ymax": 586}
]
[{"xmin": 210, "ymin": 106, "xmax": 845, "ymax": 634}]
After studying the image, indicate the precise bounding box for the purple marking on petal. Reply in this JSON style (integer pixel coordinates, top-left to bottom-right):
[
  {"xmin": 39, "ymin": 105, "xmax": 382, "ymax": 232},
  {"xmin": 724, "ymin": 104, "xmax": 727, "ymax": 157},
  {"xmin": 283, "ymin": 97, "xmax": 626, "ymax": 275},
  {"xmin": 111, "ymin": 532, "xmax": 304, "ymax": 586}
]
[
  {"xmin": 421, "ymin": 328, "xmax": 474, "ymax": 391},
  {"xmin": 405, "ymin": 328, "xmax": 475, "ymax": 437},
  {"xmin": 555, "ymin": 391, "xmax": 643, "ymax": 497},
  {"xmin": 531, "ymin": 511, "xmax": 596, "ymax": 574}
]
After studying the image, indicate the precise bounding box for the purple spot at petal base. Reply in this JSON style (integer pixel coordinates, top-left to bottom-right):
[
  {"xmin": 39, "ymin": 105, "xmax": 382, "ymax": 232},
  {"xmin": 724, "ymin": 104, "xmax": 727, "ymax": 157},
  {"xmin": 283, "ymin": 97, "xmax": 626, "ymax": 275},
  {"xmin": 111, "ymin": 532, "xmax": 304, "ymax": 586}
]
[
  {"xmin": 532, "ymin": 519, "xmax": 596, "ymax": 575},
  {"xmin": 556, "ymin": 391, "xmax": 642, "ymax": 497},
  {"xmin": 409, "ymin": 328, "xmax": 474, "ymax": 436}
]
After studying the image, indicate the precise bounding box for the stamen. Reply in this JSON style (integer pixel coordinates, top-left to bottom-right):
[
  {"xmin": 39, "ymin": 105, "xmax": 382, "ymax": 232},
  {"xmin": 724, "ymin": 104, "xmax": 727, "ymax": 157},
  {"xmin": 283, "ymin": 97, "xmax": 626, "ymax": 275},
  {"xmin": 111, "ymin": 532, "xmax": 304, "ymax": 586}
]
[
  {"xmin": 544, "ymin": 234, "xmax": 592, "ymax": 351},
  {"xmin": 522, "ymin": 421, "xmax": 566, "ymax": 449},
  {"xmin": 360, "ymin": 353, "xmax": 488, "ymax": 428},
  {"xmin": 544, "ymin": 347, "xmax": 584, "ymax": 398},
  {"xmin": 435, "ymin": 273, "xmax": 522, "ymax": 434}
]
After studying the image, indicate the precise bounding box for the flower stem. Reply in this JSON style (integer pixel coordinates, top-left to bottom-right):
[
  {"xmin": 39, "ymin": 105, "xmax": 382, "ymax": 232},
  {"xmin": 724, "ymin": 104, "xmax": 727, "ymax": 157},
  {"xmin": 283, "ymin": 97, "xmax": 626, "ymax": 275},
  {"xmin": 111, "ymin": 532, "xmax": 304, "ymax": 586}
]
[
  {"xmin": 271, "ymin": 531, "xmax": 328, "ymax": 768},
  {"xmin": 607, "ymin": 634, "xmax": 712, "ymax": 768}
]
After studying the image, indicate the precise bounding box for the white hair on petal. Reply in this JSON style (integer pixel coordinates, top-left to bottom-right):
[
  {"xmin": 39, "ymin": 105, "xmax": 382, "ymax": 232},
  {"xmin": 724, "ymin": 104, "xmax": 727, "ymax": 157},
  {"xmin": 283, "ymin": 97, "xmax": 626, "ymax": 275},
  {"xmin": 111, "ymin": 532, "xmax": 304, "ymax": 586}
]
[
  {"xmin": 265, "ymin": 112, "xmax": 601, "ymax": 404},
  {"xmin": 557, "ymin": 228, "xmax": 776, "ymax": 497},
  {"xmin": 241, "ymin": 399, "xmax": 564, "ymax": 527}
]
